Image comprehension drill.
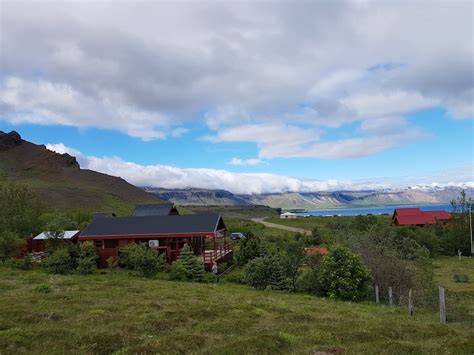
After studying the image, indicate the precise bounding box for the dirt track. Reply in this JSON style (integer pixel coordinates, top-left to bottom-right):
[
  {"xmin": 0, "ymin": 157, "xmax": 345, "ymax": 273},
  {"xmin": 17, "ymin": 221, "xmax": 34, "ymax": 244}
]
[{"xmin": 251, "ymin": 218, "xmax": 312, "ymax": 236}]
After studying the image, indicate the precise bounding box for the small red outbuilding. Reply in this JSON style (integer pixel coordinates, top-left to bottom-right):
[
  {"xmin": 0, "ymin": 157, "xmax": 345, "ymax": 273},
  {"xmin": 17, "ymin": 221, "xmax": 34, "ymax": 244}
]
[{"xmin": 392, "ymin": 208, "xmax": 451, "ymax": 226}]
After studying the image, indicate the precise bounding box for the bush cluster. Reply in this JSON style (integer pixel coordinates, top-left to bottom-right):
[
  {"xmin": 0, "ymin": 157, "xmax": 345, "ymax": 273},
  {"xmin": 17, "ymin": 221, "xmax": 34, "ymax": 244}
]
[
  {"xmin": 245, "ymin": 255, "xmax": 287, "ymax": 290},
  {"xmin": 43, "ymin": 242, "xmax": 97, "ymax": 275},
  {"xmin": 120, "ymin": 243, "xmax": 165, "ymax": 278}
]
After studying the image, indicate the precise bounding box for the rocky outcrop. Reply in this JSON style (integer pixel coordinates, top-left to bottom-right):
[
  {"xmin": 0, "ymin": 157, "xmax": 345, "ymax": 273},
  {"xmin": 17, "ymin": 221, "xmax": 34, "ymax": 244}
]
[{"xmin": 0, "ymin": 131, "xmax": 22, "ymax": 151}]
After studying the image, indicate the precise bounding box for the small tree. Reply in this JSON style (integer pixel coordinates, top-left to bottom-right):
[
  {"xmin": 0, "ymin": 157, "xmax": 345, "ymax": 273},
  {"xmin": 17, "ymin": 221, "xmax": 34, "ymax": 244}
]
[
  {"xmin": 318, "ymin": 246, "xmax": 371, "ymax": 301},
  {"xmin": 178, "ymin": 244, "xmax": 205, "ymax": 282},
  {"xmin": 245, "ymin": 257, "xmax": 270, "ymax": 290},
  {"xmin": 450, "ymin": 189, "xmax": 472, "ymax": 213},
  {"xmin": 311, "ymin": 227, "xmax": 322, "ymax": 245},
  {"xmin": 44, "ymin": 214, "xmax": 76, "ymax": 252},
  {"xmin": 282, "ymin": 241, "xmax": 306, "ymax": 292},
  {"xmin": 0, "ymin": 177, "xmax": 43, "ymax": 237},
  {"xmin": 0, "ymin": 230, "xmax": 24, "ymax": 263},
  {"xmin": 245, "ymin": 255, "xmax": 288, "ymax": 291},
  {"xmin": 268, "ymin": 257, "xmax": 288, "ymax": 291},
  {"xmin": 236, "ymin": 232, "xmax": 264, "ymax": 266}
]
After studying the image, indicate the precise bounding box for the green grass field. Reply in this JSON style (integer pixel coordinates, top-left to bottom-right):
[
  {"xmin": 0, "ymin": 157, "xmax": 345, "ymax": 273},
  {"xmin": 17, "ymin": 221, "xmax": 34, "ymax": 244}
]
[
  {"xmin": 433, "ymin": 256, "xmax": 474, "ymax": 318},
  {"xmin": 0, "ymin": 266, "xmax": 473, "ymax": 354}
]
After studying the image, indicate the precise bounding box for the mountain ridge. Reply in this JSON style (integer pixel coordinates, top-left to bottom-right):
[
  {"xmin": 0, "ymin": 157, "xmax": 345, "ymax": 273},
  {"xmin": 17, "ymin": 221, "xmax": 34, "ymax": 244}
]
[
  {"xmin": 0, "ymin": 131, "xmax": 162, "ymax": 214},
  {"xmin": 145, "ymin": 186, "xmax": 473, "ymax": 210}
]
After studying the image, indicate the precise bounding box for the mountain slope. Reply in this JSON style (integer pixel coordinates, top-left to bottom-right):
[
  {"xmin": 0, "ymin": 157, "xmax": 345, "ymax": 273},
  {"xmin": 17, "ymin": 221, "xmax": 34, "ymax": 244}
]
[
  {"xmin": 149, "ymin": 187, "xmax": 472, "ymax": 210},
  {"xmin": 0, "ymin": 131, "xmax": 162, "ymax": 214}
]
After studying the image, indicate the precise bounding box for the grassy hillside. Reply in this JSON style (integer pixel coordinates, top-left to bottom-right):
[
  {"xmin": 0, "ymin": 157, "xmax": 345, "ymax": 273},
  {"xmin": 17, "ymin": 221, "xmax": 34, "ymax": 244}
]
[
  {"xmin": 0, "ymin": 267, "xmax": 472, "ymax": 354},
  {"xmin": 0, "ymin": 131, "xmax": 161, "ymax": 215}
]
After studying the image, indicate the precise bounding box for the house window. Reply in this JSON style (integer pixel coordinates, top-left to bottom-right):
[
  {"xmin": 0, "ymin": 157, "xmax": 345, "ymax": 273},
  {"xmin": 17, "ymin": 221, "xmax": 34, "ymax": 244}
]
[
  {"xmin": 94, "ymin": 240, "xmax": 103, "ymax": 248},
  {"xmin": 104, "ymin": 239, "xmax": 118, "ymax": 248}
]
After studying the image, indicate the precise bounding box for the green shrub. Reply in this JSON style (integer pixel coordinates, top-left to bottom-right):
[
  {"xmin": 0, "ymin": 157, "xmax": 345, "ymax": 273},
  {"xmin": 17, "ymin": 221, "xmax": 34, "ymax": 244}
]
[
  {"xmin": 169, "ymin": 260, "xmax": 189, "ymax": 281},
  {"xmin": 76, "ymin": 242, "xmax": 97, "ymax": 275},
  {"xmin": 453, "ymin": 272, "xmax": 470, "ymax": 283},
  {"xmin": 43, "ymin": 247, "xmax": 77, "ymax": 274},
  {"xmin": 0, "ymin": 231, "xmax": 24, "ymax": 263},
  {"xmin": 236, "ymin": 233, "xmax": 265, "ymax": 266},
  {"xmin": 245, "ymin": 257, "xmax": 269, "ymax": 290},
  {"xmin": 34, "ymin": 284, "xmax": 52, "ymax": 293},
  {"xmin": 318, "ymin": 246, "xmax": 371, "ymax": 301},
  {"xmin": 20, "ymin": 254, "xmax": 34, "ymax": 270},
  {"xmin": 222, "ymin": 270, "xmax": 246, "ymax": 284},
  {"xmin": 245, "ymin": 255, "xmax": 288, "ymax": 291},
  {"xmin": 297, "ymin": 269, "xmax": 322, "ymax": 295},
  {"xmin": 202, "ymin": 272, "xmax": 218, "ymax": 283},
  {"xmin": 120, "ymin": 243, "xmax": 165, "ymax": 278}
]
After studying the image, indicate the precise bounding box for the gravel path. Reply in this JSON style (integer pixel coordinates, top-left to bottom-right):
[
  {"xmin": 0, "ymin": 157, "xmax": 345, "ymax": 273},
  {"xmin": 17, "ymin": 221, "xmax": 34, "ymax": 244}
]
[{"xmin": 251, "ymin": 218, "xmax": 312, "ymax": 236}]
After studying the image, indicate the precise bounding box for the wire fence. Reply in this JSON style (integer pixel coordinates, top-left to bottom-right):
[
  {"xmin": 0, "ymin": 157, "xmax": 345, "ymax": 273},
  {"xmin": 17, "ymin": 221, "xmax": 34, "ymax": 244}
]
[{"xmin": 369, "ymin": 284, "xmax": 473, "ymax": 326}]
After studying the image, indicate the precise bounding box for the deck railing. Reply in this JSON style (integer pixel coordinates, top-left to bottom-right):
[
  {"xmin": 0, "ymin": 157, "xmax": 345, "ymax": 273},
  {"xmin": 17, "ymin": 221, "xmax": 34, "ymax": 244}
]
[{"xmin": 203, "ymin": 243, "xmax": 232, "ymax": 264}]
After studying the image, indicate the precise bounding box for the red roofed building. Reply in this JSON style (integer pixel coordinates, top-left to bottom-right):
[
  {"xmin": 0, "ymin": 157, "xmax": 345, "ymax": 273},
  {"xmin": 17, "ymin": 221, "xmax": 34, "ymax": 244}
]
[
  {"xmin": 304, "ymin": 246, "xmax": 329, "ymax": 255},
  {"xmin": 392, "ymin": 208, "xmax": 451, "ymax": 226}
]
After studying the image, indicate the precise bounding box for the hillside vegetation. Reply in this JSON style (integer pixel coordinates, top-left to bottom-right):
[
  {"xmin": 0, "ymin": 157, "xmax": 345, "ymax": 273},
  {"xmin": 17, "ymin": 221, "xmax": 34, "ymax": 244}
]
[
  {"xmin": 0, "ymin": 131, "xmax": 161, "ymax": 215},
  {"xmin": 0, "ymin": 267, "xmax": 472, "ymax": 354}
]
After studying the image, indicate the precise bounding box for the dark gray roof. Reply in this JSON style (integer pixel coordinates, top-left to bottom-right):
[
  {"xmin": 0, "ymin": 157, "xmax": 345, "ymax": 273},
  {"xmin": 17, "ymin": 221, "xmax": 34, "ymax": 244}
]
[
  {"xmin": 80, "ymin": 214, "xmax": 224, "ymax": 237},
  {"xmin": 132, "ymin": 203, "xmax": 178, "ymax": 216}
]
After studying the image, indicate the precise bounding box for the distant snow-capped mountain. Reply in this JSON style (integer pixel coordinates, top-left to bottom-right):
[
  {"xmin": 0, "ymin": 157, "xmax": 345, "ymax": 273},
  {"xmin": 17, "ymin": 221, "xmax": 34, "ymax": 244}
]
[{"xmin": 144, "ymin": 186, "xmax": 473, "ymax": 209}]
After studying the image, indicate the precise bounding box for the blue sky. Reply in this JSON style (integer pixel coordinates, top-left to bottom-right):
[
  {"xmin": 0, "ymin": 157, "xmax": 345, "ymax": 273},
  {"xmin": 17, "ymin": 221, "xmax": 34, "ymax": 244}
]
[{"xmin": 0, "ymin": 1, "xmax": 473, "ymax": 193}]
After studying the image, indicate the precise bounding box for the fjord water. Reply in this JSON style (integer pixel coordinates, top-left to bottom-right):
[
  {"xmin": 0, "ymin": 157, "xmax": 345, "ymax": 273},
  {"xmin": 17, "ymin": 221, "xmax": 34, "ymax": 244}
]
[{"xmin": 297, "ymin": 204, "xmax": 454, "ymax": 217}]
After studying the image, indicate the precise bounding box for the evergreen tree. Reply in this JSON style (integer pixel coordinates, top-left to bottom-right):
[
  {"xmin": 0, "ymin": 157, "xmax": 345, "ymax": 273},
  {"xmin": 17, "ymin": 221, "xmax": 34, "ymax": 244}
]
[
  {"xmin": 178, "ymin": 244, "xmax": 205, "ymax": 282},
  {"xmin": 236, "ymin": 232, "xmax": 265, "ymax": 266},
  {"xmin": 245, "ymin": 255, "xmax": 288, "ymax": 291},
  {"xmin": 268, "ymin": 256, "xmax": 288, "ymax": 291}
]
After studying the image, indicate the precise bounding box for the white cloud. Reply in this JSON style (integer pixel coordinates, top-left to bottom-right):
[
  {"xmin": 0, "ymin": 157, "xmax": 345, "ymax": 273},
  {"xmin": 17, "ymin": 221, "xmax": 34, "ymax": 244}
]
[
  {"xmin": 45, "ymin": 143, "xmax": 387, "ymax": 193},
  {"xmin": 228, "ymin": 157, "xmax": 263, "ymax": 166},
  {"xmin": 46, "ymin": 143, "xmax": 473, "ymax": 194},
  {"xmin": 1, "ymin": 1, "xmax": 472, "ymax": 157},
  {"xmin": 45, "ymin": 143, "xmax": 82, "ymax": 158},
  {"xmin": 0, "ymin": 77, "xmax": 176, "ymax": 140},
  {"xmin": 341, "ymin": 90, "xmax": 439, "ymax": 118}
]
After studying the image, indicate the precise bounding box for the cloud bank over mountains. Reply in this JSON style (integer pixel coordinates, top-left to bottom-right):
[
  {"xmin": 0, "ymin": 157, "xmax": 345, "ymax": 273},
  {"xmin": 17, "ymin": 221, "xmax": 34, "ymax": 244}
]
[
  {"xmin": 2, "ymin": 1, "xmax": 473, "ymax": 162},
  {"xmin": 47, "ymin": 144, "xmax": 473, "ymax": 195}
]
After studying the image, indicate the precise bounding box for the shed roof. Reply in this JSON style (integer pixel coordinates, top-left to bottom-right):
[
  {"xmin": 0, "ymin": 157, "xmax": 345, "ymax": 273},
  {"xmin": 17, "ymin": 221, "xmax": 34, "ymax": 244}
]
[
  {"xmin": 425, "ymin": 210, "xmax": 451, "ymax": 220},
  {"xmin": 395, "ymin": 214, "xmax": 436, "ymax": 225},
  {"xmin": 33, "ymin": 230, "xmax": 80, "ymax": 240},
  {"xmin": 393, "ymin": 208, "xmax": 421, "ymax": 216},
  {"xmin": 132, "ymin": 203, "xmax": 178, "ymax": 216},
  {"xmin": 80, "ymin": 214, "xmax": 224, "ymax": 238}
]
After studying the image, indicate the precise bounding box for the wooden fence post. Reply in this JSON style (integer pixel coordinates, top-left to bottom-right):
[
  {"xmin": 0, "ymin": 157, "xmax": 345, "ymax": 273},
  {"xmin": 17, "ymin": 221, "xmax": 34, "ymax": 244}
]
[
  {"xmin": 388, "ymin": 287, "xmax": 393, "ymax": 306},
  {"xmin": 408, "ymin": 289, "xmax": 413, "ymax": 316},
  {"xmin": 375, "ymin": 285, "xmax": 379, "ymax": 304},
  {"xmin": 439, "ymin": 286, "xmax": 446, "ymax": 324}
]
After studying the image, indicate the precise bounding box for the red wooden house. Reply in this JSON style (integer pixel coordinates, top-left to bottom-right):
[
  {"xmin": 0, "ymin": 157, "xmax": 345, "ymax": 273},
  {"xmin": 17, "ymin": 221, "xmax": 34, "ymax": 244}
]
[
  {"xmin": 392, "ymin": 208, "xmax": 451, "ymax": 226},
  {"xmin": 79, "ymin": 213, "xmax": 232, "ymax": 268}
]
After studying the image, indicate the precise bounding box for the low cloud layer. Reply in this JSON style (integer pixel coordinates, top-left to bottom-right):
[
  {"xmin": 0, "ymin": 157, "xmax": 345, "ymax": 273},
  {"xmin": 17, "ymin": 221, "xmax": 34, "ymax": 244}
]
[
  {"xmin": 46, "ymin": 144, "xmax": 474, "ymax": 195},
  {"xmin": 2, "ymin": 1, "xmax": 473, "ymax": 161}
]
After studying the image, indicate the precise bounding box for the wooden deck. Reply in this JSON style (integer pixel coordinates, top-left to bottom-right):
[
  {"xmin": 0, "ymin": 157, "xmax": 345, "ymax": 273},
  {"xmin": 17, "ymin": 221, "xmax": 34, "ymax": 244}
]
[{"xmin": 200, "ymin": 244, "xmax": 233, "ymax": 266}]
